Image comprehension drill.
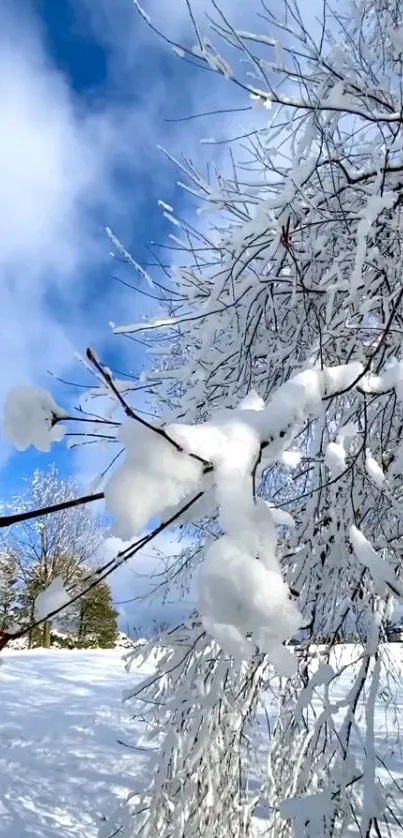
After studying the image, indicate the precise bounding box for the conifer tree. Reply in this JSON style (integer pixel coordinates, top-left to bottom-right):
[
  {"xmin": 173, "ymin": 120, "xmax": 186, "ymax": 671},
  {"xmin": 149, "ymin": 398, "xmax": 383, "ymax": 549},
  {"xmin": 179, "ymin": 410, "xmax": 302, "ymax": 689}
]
[{"xmin": 76, "ymin": 580, "xmax": 118, "ymax": 649}]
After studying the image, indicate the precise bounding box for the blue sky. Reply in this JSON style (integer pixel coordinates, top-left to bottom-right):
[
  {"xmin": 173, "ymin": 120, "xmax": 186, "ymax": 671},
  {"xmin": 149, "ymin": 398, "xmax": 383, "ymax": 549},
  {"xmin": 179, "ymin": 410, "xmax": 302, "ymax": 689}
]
[
  {"xmin": 0, "ymin": 0, "xmax": 260, "ymax": 629},
  {"xmin": 1, "ymin": 0, "xmax": 327, "ymax": 632},
  {"xmin": 0, "ymin": 0, "xmax": 335, "ymax": 636},
  {"xmin": 0, "ymin": 0, "xmax": 256, "ymax": 498},
  {"xmin": 0, "ymin": 0, "xmax": 327, "ymax": 630},
  {"xmin": 0, "ymin": 0, "xmax": 331, "ymax": 627}
]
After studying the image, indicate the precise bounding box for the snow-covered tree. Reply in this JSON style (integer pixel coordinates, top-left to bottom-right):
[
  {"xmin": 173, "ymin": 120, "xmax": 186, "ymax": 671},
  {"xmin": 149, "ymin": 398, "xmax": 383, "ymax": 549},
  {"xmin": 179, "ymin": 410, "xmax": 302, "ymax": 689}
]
[
  {"xmin": 3, "ymin": 466, "xmax": 102, "ymax": 647},
  {"xmin": 0, "ymin": 550, "xmax": 18, "ymax": 630},
  {"xmin": 3, "ymin": 0, "xmax": 403, "ymax": 835}
]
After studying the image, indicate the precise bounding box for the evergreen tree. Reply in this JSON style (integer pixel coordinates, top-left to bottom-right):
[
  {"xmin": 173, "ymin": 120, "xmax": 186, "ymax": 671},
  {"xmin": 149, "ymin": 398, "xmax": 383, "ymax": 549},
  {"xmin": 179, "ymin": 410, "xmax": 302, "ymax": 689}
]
[{"xmin": 76, "ymin": 580, "xmax": 118, "ymax": 649}]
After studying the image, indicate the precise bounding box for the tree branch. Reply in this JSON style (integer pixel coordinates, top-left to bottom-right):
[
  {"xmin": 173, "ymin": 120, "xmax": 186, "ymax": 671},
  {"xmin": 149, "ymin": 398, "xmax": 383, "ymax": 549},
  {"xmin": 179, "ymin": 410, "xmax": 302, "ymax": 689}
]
[
  {"xmin": 86, "ymin": 347, "xmax": 209, "ymax": 466},
  {"xmin": 0, "ymin": 492, "xmax": 104, "ymax": 530}
]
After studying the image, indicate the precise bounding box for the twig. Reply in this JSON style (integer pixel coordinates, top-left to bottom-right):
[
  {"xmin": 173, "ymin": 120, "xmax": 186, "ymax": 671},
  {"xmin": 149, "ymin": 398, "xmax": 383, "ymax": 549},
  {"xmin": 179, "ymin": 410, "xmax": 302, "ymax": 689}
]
[
  {"xmin": 0, "ymin": 492, "xmax": 104, "ymax": 530},
  {"xmin": 86, "ymin": 348, "xmax": 209, "ymax": 467}
]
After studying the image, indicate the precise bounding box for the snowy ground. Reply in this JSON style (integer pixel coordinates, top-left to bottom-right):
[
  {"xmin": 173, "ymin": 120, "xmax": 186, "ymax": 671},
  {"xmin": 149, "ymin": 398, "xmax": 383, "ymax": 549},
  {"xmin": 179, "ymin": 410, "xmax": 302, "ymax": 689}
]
[
  {"xmin": 0, "ymin": 649, "xmax": 150, "ymax": 838},
  {"xmin": 1, "ymin": 647, "xmax": 403, "ymax": 837}
]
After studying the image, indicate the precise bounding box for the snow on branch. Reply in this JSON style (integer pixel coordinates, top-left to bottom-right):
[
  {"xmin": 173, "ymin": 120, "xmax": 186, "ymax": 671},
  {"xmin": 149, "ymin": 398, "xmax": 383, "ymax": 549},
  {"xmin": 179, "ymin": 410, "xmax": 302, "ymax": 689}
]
[
  {"xmin": 350, "ymin": 525, "xmax": 403, "ymax": 599},
  {"xmin": 101, "ymin": 361, "xmax": 364, "ymax": 670},
  {"xmin": 114, "ymin": 1, "xmax": 403, "ymax": 834},
  {"xmin": 4, "ymin": 386, "xmax": 67, "ymax": 452},
  {"xmin": 1, "ymin": 359, "xmax": 366, "ymax": 666},
  {"xmin": 104, "ymin": 421, "xmax": 205, "ymax": 539}
]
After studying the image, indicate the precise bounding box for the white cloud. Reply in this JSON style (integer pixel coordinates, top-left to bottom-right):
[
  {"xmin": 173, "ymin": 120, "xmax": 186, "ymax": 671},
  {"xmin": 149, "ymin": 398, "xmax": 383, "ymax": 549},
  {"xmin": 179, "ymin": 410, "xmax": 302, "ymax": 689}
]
[
  {"xmin": 1, "ymin": 49, "xmax": 91, "ymax": 277},
  {"xmin": 0, "ymin": 0, "xmax": 248, "ymax": 442},
  {"xmin": 0, "ymin": 3, "xmax": 160, "ymax": 464},
  {"xmin": 135, "ymin": 0, "xmax": 260, "ymax": 37},
  {"xmin": 0, "ymin": 0, "xmax": 325, "ymax": 467}
]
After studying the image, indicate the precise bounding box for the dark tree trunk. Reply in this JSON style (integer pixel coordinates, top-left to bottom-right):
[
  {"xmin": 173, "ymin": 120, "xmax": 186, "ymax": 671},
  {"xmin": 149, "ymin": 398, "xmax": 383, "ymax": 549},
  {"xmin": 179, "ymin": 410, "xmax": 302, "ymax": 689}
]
[{"xmin": 42, "ymin": 620, "xmax": 51, "ymax": 648}]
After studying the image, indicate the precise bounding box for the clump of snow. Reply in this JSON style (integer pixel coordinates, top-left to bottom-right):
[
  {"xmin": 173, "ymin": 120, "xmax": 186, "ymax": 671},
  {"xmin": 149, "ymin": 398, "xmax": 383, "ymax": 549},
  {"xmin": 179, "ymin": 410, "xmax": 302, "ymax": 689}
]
[
  {"xmin": 253, "ymin": 363, "xmax": 363, "ymax": 446},
  {"xmin": 213, "ymin": 496, "xmax": 277, "ymax": 569},
  {"xmin": 359, "ymin": 372, "xmax": 384, "ymax": 394},
  {"xmin": 325, "ymin": 441, "xmax": 346, "ymax": 475},
  {"xmin": 350, "ymin": 526, "xmax": 403, "ymax": 598},
  {"xmin": 198, "ymin": 504, "xmax": 301, "ymax": 675},
  {"xmin": 105, "ymin": 366, "xmax": 365, "ymax": 536},
  {"xmin": 360, "ymin": 358, "xmax": 403, "ymax": 398},
  {"xmin": 259, "ymin": 363, "xmax": 363, "ymax": 461},
  {"xmin": 202, "ymin": 618, "xmax": 255, "ymax": 663},
  {"xmin": 365, "ymin": 449, "xmax": 385, "ymax": 487},
  {"xmin": 99, "ymin": 363, "xmax": 367, "ymax": 672},
  {"xmin": 280, "ymin": 788, "xmax": 334, "ymax": 830},
  {"xmin": 381, "ymin": 357, "xmax": 403, "ymax": 399},
  {"xmin": 266, "ymin": 503, "xmax": 296, "ymax": 529},
  {"xmin": 322, "ymin": 361, "xmax": 363, "ymax": 395},
  {"xmin": 265, "ymin": 362, "xmax": 362, "ymax": 439},
  {"xmin": 168, "ymin": 364, "xmax": 364, "ymax": 474},
  {"xmin": 34, "ymin": 577, "xmax": 71, "ymax": 621},
  {"xmin": 262, "ymin": 369, "xmax": 323, "ymax": 442},
  {"xmin": 168, "ymin": 412, "xmax": 261, "ymax": 474},
  {"xmin": 162, "ymin": 366, "xmax": 365, "ymax": 674},
  {"xmin": 165, "ymin": 472, "xmax": 216, "ymax": 526},
  {"xmin": 3, "ymin": 386, "xmax": 66, "ymax": 453},
  {"xmin": 336, "ymin": 421, "xmax": 358, "ymax": 451},
  {"xmin": 104, "ymin": 422, "xmax": 203, "ymax": 539},
  {"xmin": 237, "ymin": 389, "xmax": 265, "ymax": 411},
  {"xmin": 281, "ymin": 449, "xmax": 302, "ymax": 468}
]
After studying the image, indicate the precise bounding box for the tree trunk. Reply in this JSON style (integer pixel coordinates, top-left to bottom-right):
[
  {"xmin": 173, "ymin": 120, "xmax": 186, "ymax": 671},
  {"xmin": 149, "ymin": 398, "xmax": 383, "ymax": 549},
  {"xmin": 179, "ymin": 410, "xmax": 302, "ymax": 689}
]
[
  {"xmin": 42, "ymin": 620, "xmax": 51, "ymax": 648},
  {"xmin": 77, "ymin": 599, "xmax": 86, "ymax": 644},
  {"xmin": 28, "ymin": 601, "xmax": 35, "ymax": 649}
]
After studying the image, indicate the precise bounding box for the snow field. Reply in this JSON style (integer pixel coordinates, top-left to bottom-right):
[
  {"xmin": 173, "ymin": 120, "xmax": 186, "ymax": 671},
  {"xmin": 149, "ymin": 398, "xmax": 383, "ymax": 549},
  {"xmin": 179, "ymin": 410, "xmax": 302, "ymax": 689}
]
[{"xmin": 1, "ymin": 645, "xmax": 403, "ymax": 837}]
